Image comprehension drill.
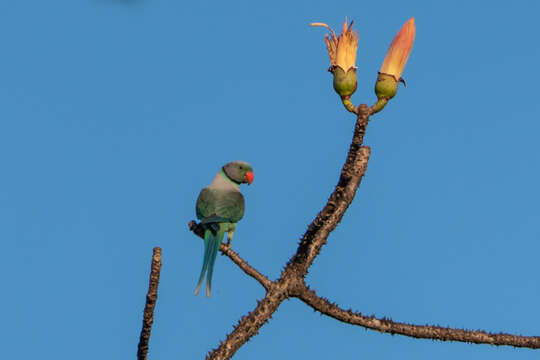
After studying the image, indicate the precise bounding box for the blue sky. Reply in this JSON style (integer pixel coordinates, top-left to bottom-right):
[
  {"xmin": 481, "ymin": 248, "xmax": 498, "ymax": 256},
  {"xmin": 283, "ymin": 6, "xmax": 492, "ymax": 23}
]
[{"xmin": 2, "ymin": 0, "xmax": 540, "ymax": 359}]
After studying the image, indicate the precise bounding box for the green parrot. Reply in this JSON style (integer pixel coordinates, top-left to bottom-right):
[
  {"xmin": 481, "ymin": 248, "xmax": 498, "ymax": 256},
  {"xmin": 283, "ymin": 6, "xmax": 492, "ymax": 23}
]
[{"xmin": 194, "ymin": 161, "xmax": 254, "ymax": 297}]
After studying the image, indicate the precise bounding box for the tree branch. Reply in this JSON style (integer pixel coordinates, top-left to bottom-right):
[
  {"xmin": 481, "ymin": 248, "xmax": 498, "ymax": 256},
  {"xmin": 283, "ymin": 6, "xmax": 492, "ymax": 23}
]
[
  {"xmin": 184, "ymin": 102, "xmax": 540, "ymax": 358},
  {"xmin": 188, "ymin": 221, "xmax": 272, "ymax": 290},
  {"xmin": 137, "ymin": 247, "xmax": 162, "ymax": 360},
  {"xmin": 297, "ymin": 283, "xmax": 540, "ymax": 349},
  {"xmin": 206, "ymin": 105, "xmax": 373, "ymax": 359}
]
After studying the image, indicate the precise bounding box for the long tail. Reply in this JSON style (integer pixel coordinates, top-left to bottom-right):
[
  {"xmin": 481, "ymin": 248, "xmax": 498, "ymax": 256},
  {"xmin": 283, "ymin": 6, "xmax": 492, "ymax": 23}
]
[{"xmin": 194, "ymin": 225, "xmax": 224, "ymax": 297}]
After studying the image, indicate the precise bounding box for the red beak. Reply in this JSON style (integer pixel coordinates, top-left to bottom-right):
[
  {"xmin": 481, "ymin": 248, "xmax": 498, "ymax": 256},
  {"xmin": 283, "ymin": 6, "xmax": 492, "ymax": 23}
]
[{"xmin": 244, "ymin": 171, "xmax": 254, "ymax": 185}]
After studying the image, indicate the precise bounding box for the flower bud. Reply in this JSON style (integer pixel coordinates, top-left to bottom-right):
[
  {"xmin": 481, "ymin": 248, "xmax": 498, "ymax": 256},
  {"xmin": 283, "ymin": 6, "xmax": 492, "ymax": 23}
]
[{"xmin": 372, "ymin": 18, "xmax": 415, "ymax": 113}]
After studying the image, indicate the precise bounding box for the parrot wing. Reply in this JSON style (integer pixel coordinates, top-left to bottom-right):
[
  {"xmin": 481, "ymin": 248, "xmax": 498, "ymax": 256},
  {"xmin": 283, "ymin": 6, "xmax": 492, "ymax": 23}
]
[{"xmin": 196, "ymin": 187, "xmax": 245, "ymax": 223}]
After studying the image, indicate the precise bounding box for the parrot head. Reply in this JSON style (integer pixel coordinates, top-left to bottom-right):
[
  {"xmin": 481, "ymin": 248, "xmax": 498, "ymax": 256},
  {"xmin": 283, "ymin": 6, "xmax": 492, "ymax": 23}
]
[{"xmin": 223, "ymin": 161, "xmax": 254, "ymax": 185}]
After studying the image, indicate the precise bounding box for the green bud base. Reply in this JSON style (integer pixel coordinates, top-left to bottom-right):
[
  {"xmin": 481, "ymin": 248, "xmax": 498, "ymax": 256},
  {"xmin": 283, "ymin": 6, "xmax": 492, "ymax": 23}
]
[
  {"xmin": 374, "ymin": 72, "xmax": 399, "ymax": 100},
  {"xmin": 331, "ymin": 66, "xmax": 358, "ymax": 97}
]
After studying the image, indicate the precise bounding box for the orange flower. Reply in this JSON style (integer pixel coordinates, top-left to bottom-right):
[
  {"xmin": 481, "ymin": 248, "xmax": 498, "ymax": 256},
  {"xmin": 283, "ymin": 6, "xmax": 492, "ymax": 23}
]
[
  {"xmin": 311, "ymin": 20, "xmax": 359, "ymax": 72},
  {"xmin": 380, "ymin": 18, "xmax": 415, "ymax": 80}
]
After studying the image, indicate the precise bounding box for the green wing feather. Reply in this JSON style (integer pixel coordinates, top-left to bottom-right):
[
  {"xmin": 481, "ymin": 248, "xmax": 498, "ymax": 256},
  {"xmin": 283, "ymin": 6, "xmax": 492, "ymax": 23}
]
[{"xmin": 196, "ymin": 188, "xmax": 244, "ymax": 223}]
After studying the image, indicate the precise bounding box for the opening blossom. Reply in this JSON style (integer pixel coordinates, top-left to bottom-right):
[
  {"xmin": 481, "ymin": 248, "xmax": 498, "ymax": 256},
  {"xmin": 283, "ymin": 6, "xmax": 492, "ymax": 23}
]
[
  {"xmin": 311, "ymin": 20, "xmax": 359, "ymax": 72},
  {"xmin": 311, "ymin": 20, "xmax": 359, "ymax": 98}
]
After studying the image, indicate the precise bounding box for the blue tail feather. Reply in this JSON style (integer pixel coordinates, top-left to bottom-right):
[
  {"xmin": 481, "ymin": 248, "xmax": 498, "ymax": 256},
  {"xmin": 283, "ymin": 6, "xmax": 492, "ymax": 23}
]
[
  {"xmin": 205, "ymin": 230, "xmax": 222, "ymax": 297},
  {"xmin": 194, "ymin": 232, "xmax": 210, "ymax": 296},
  {"xmin": 194, "ymin": 226, "xmax": 224, "ymax": 297}
]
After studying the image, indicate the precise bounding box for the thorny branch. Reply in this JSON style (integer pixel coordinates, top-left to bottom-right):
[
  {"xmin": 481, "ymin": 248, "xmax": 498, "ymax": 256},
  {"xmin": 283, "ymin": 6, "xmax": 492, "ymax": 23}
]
[
  {"xmin": 181, "ymin": 103, "xmax": 540, "ymax": 359},
  {"xmin": 137, "ymin": 247, "xmax": 162, "ymax": 360},
  {"xmin": 297, "ymin": 284, "xmax": 540, "ymax": 349}
]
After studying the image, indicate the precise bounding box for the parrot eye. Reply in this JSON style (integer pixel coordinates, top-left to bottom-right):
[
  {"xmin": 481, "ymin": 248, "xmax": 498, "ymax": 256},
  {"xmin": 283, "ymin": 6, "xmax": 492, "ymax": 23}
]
[{"xmin": 239, "ymin": 166, "xmax": 243, "ymax": 170}]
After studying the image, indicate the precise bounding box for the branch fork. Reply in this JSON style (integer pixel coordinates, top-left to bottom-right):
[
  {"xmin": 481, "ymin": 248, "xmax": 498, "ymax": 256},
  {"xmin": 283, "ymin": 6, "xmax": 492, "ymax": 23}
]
[{"xmin": 185, "ymin": 104, "xmax": 540, "ymax": 359}]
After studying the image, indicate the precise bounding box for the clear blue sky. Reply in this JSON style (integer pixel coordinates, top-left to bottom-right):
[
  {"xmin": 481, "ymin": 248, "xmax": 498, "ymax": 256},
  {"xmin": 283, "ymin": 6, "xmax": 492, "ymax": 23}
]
[{"xmin": 2, "ymin": 0, "xmax": 539, "ymax": 359}]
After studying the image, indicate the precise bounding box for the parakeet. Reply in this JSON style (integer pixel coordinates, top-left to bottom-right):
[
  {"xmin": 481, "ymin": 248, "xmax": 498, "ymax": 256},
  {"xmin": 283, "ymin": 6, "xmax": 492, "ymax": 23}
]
[{"xmin": 194, "ymin": 161, "xmax": 254, "ymax": 297}]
